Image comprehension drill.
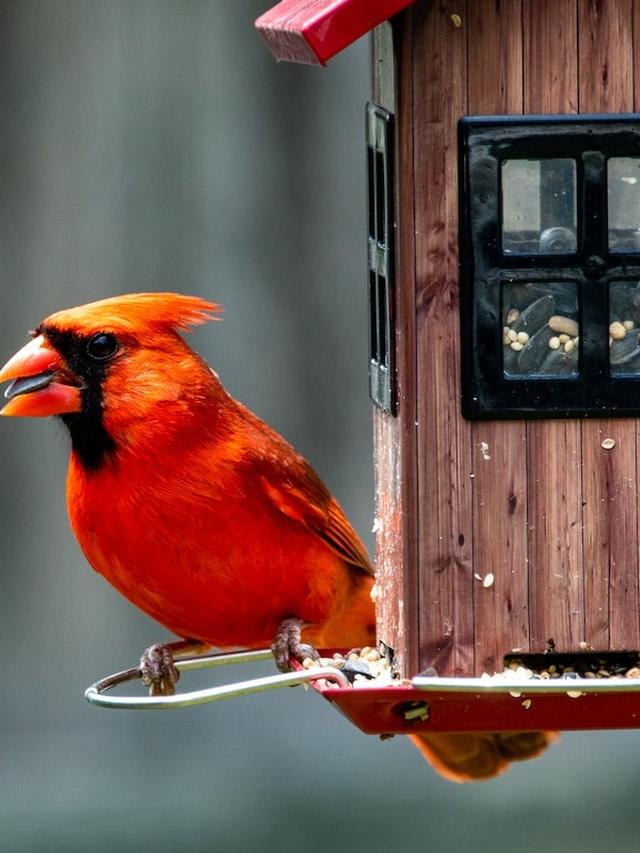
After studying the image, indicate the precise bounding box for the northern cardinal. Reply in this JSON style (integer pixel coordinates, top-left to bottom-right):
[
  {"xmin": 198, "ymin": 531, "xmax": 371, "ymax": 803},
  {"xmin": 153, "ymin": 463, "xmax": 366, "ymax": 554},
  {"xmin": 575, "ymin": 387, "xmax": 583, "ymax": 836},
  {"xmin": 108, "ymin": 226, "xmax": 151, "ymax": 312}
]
[{"xmin": 0, "ymin": 292, "xmax": 555, "ymax": 781}]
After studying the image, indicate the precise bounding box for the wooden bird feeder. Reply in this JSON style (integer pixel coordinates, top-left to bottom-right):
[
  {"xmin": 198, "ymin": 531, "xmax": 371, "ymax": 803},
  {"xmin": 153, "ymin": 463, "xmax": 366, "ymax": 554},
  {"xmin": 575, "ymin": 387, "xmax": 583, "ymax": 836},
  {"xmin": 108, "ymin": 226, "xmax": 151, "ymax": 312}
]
[
  {"xmin": 250, "ymin": 0, "xmax": 640, "ymax": 733},
  {"xmin": 87, "ymin": 0, "xmax": 640, "ymax": 734}
]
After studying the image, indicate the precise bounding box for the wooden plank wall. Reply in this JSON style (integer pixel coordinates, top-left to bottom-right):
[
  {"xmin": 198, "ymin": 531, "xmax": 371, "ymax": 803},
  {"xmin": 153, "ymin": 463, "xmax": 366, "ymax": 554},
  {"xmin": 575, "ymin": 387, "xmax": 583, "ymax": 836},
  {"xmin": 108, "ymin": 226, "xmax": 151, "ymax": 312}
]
[
  {"xmin": 523, "ymin": 2, "xmax": 584, "ymax": 656},
  {"xmin": 467, "ymin": 1, "xmax": 529, "ymax": 675},
  {"xmin": 372, "ymin": 19, "xmax": 420, "ymax": 677},
  {"xmin": 376, "ymin": 0, "xmax": 640, "ymax": 677},
  {"xmin": 413, "ymin": 0, "xmax": 474, "ymax": 677},
  {"xmin": 578, "ymin": 1, "xmax": 640, "ymax": 653}
]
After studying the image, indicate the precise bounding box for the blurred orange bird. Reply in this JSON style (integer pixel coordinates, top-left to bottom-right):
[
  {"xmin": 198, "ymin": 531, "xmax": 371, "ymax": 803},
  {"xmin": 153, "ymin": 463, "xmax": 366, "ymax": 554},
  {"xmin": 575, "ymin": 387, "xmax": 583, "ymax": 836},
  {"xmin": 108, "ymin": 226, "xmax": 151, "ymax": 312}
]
[{"xmin": 0, "ymin": 293, "xmax": 555, "ymax": 782}]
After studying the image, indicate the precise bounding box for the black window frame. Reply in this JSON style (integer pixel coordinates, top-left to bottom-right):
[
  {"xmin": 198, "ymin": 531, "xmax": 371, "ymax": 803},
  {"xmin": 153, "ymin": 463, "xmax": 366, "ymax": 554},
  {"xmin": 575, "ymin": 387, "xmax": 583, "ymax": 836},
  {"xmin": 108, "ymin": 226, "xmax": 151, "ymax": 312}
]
[
  {"xmin": 367, "ymin": 102, "xmax": 396, "ymax": 415},
  {"xmin": 459, "ymin": 114, "xmax": 640, "ymax": 420}
]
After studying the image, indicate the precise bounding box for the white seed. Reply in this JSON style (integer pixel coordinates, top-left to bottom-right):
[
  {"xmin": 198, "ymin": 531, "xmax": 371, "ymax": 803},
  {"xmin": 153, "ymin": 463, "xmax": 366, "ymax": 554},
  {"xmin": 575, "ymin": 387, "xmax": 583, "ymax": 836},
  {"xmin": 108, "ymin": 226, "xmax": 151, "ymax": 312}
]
[
  {"xmin": 624, "ymin": 319, "xmax": 635, "ymax": 330},
  {"xmin": 517, "ymin": 331, "xmax": 529, "ymax": 344},
  {"xmin": 609, "ymin": 321, "xmax": 627, "ymax": 340},
  {"xmin": 509, "ymin": 690, "xmax": 522, "ymax": 698},
  {"xmin": 549, "ymin": 336, "xmax": 561, "ymax": 350},
  {"xmin": 507, "ymin": 328, "xmax": 518, "ymax": 342},
  {"xmin": 482, "ymin": 572, "xmax": 495, "ymax": 588},
  {"xmin": 510, "ymin": 341, "xmax": 523, "ymax": 351},
  {"xmin": 474, "ymin": 572, "xmax": 482, "ymax": 581},
  {"xmin": 567, "ymin": 690, "xmax": 583, "ymax": 699},
  {"xmin": 601, "ymin": 437, "xmax": 616, "ymax": 450},
  {"xmin": 564, "ymin": 339, "xmax": 575, "ymax": 353},
  {"xmin": 450, "ymin": 13, "xmax": 462, "ymax": 27},
  {"xmin": 549, "ymin": 315, "xmax": 579, "ymax": 336},
  {"xmin": 521, "ymin": 699, "xmax": 532, "ymax": 710},
  {"xmin": 559, "ymin": 333, "xmax": 570, "ymax": 344}
]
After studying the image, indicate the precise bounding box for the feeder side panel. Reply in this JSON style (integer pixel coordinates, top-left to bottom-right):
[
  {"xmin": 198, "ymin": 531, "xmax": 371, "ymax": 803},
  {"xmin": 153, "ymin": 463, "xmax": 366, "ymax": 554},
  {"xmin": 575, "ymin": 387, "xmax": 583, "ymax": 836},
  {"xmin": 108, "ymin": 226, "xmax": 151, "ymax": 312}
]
[
  {"xmin": 372, "ymin": 18, "xmax": 420, "ymax": 677},
  {"xmin": 578, "ymin": 0, "xmax": 640, "ymax": 651},
  {"xmin": 466, "ymin": 0, "xmax": 530, "ymax": 675},
  {"xmin": 633, "ymin": 0, "xmax": 640, "ymax": 646},
  {"xmin": 523, "ymin": 0, "xmax": 584, "ymax": 651},
  {"xmin": 413, "ymin": 0, "xmax": 474, "ymax": 678}
]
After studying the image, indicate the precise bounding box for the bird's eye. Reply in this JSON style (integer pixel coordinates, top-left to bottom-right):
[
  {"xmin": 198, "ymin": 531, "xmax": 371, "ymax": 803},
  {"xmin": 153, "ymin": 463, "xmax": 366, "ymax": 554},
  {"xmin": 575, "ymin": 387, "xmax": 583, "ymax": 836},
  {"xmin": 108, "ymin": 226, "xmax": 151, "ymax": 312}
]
[{"xmin": 86, "ymin": 332, "xmax": 119, "ymax": 362}]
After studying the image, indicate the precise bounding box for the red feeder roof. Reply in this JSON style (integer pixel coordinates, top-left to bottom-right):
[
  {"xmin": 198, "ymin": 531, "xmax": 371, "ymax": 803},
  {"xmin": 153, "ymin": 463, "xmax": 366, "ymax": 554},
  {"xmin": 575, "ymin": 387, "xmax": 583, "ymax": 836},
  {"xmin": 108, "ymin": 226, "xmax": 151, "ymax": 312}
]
[{"xmin": 255, "ymin": 0, "xmax": 415, "ymax": 66}]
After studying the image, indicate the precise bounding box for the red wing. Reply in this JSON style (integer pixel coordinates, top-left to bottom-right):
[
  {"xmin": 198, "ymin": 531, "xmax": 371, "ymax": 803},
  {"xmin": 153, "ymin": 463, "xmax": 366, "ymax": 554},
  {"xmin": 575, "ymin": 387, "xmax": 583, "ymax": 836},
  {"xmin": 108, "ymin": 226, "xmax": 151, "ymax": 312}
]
[{"xmin": 259, "ymin": 461, "xmax": 374, "ymax": 576}]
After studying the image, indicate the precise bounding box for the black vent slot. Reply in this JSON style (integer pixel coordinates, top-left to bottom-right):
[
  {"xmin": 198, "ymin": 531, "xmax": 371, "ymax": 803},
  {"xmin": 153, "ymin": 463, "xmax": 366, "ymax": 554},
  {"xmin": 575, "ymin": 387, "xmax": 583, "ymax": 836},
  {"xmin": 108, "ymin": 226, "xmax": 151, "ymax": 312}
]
[{"xmin": 367, "ymin": 102, "xmax": 395, "ymax": 414}]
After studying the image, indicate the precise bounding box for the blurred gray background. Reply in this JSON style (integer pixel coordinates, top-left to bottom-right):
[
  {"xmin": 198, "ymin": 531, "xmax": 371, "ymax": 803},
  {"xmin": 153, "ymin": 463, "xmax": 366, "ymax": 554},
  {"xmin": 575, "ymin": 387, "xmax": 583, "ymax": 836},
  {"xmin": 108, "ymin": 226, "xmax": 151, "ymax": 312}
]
[{"xmin": 0, "ymin": 2, "xmax": 638, "ymax": 852}]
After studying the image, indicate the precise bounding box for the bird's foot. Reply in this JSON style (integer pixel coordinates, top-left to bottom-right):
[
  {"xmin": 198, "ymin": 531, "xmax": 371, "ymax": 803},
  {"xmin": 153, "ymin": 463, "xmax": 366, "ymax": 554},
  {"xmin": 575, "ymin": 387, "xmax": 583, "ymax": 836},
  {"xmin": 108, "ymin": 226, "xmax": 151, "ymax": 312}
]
[
  {"xmin": 140, "ymin": 643, "xmax": 180, "ymax": 696},
  {"xmin": 271, "ymin": 618, "xmax": 320, "ymax": 673}
]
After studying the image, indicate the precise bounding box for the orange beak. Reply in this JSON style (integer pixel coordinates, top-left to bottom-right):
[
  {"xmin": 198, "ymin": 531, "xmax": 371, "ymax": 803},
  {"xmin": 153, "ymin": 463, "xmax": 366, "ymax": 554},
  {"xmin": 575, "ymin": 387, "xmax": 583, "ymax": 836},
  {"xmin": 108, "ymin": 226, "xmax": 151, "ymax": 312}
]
[{"xmin": 0, "ymin": 335, "xmax": 83, "ymax": 417}]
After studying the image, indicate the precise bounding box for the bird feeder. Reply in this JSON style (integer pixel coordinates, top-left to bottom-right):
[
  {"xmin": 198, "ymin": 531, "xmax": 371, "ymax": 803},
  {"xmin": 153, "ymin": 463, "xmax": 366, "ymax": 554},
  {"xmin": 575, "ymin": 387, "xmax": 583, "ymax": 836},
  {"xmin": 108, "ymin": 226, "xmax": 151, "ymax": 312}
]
[{"xmin": 88, "ymin": 0, "xmax": 640, "ymax": 734}]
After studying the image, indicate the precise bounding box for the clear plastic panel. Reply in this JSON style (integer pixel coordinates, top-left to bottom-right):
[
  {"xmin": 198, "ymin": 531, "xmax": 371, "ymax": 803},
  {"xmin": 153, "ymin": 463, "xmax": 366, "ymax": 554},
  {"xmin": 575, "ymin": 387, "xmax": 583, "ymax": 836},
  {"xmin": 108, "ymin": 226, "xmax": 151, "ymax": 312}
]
[
  {"xmin": 609, "ymin": 281, "xmax": 640, "ymax": 374},
  {"xmin": 608, "ymin": 158, "xmax": 640, "ymax": 251},
  {"xmin": 502, "ymin": 159, "xmax": 577, "ymax": 254},
  {"xmin": 503, "ymin": 281, "xmax": 579, "ymax": 377}
]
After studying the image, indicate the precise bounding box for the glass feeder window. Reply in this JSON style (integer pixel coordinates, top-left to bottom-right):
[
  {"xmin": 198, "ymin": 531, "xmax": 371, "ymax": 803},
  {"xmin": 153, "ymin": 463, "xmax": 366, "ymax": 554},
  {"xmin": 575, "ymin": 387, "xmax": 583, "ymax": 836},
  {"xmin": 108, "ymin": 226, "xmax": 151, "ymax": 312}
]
[
  {"xmin": 502, "ymin": 282, "xmax": 579, "ymax": 378},
  {"xmin": 502, "ymin": 159, "xmax": 577, "ymax": 255},
  {"xmin": 609, "ymin": 281, "xmax": 640, "ymax": 374},
  {"xmin": 608, "ymin": 158, "xmax": 640, "ymax": 251}
]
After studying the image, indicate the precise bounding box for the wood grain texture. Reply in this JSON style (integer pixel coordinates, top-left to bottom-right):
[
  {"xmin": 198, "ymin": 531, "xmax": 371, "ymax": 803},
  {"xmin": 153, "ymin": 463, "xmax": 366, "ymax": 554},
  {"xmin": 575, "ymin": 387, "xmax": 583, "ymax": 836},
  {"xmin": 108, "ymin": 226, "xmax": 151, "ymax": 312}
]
[
  {"xmin": 372, "ymin": 18, "xmax": 420, "ymax": 677},
  {"xmin": 523, "ymin": 0, "xmax": 578, "ymax": 114},
  {"xmin": 467, "ymin": 0, "xmax": 529, "ymax": 674},
  {"xmin": 523, "ymin": 0, "xmax": 584, "ymax": 651},
  {"xmin": 579, "ymin": 0, "xmax": 639, "ymax": 650},
  {"xmin": 467, "ymin": 0, "xmax": 523, "ymax": 116},
  {"xmin": 413, "ymin": 0, "xmax": 473, "ymax": 677},
  {"xmin": 578, "ymin": 0, "xmax": 633, "ymax": 113}
]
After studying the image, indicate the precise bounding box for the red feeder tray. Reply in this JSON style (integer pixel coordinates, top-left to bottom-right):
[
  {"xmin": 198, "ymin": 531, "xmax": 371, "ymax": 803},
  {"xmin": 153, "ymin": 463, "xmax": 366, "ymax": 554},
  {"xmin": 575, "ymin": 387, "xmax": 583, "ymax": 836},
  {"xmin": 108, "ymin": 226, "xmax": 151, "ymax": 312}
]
[{"xmin": 316, "ymin": 678, "xmax": 640, "ymax": 734}]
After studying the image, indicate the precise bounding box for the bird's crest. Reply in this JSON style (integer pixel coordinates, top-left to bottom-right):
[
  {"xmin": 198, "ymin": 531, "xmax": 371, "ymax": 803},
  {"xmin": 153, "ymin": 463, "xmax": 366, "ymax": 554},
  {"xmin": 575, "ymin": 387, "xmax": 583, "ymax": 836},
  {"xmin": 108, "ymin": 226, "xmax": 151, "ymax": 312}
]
[{"xmin": 43, "ymin": 292, "xmax": 222, "ymax": 337}]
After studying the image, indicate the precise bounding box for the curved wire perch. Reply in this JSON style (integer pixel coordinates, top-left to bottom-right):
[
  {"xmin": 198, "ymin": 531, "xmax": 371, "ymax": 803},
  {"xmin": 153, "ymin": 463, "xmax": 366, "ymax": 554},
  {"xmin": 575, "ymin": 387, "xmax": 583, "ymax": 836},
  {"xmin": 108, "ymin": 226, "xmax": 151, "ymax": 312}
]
[{"xmin": 85, "ymin": 648, "xmax": 350, "ymax": 710}]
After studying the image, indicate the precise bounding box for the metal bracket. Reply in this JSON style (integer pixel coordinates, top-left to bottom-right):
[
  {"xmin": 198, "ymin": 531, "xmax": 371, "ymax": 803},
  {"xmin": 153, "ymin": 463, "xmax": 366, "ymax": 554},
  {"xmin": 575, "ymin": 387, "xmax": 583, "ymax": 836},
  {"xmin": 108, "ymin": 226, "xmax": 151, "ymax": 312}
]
[{"xmin": 85, "ymin": 648, "xmax": 349, "ymax": 710}]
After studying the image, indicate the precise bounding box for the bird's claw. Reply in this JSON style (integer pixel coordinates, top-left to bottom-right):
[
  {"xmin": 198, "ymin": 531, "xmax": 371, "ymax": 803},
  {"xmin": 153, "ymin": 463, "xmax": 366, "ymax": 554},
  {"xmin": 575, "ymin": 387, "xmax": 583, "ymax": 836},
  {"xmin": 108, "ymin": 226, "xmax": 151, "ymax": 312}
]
[
  {"xmin": 140, "ymin": 643, "xmax": 180, "ymax": 696},
  {"xmin": 272, "ymin": 618, "xmax": 320, "ymax": 672}
]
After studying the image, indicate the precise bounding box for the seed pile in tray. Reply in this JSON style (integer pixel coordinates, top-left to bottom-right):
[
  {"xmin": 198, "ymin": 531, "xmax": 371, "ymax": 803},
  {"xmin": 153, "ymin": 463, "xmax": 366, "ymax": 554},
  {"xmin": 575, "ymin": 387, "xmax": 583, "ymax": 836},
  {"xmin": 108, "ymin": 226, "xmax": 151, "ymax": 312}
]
[
  {"xmin": 301, "ymin": 647, "xmax": 640, "ymax": 690},
  {"xmin": 302, "ymin": 646, "xmax": 398, "ymax": 688},
  {"xmin": 501, "ymin": 648, "xmax": 640, "ymax": 681}
]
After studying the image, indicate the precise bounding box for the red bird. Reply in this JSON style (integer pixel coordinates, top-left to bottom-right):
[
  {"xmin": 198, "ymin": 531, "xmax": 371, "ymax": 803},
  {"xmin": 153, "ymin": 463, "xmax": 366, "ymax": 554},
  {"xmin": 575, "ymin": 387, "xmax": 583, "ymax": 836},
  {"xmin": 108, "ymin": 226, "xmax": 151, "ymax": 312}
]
[{"xmin": 0, "ymin": 293, "xmax": 554, "ymax": 782}]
